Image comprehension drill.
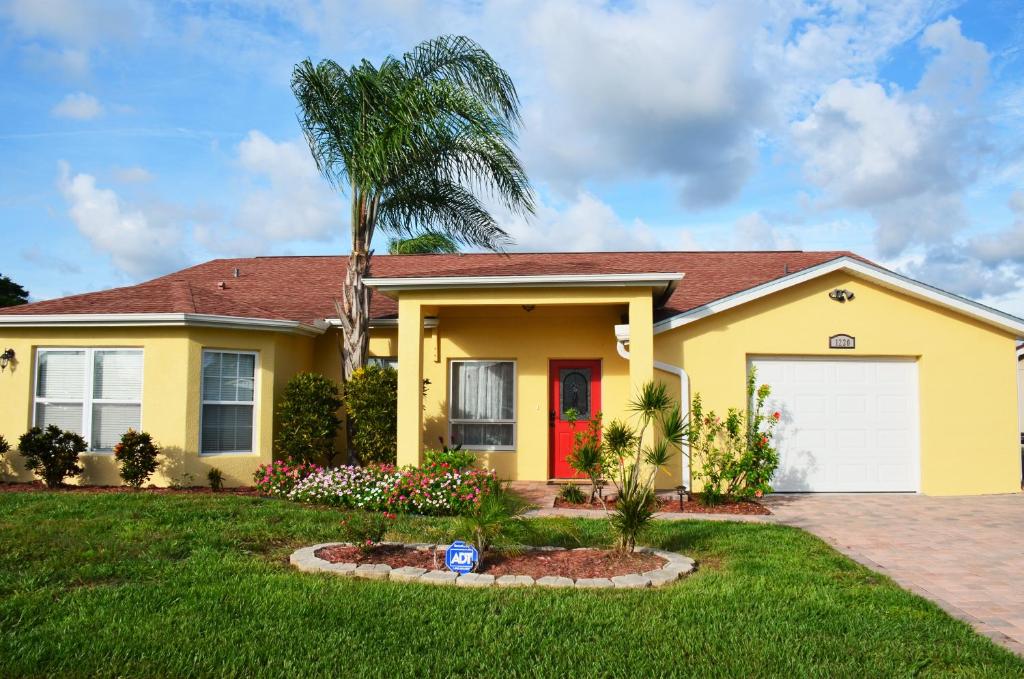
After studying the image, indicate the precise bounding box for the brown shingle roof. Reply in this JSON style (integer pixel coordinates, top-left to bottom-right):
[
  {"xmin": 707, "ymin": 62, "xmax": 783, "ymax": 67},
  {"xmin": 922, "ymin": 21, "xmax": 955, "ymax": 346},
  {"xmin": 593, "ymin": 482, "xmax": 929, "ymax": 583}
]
[{"xmin": 0, "ymin": 251, "xmax": 861, "ymax": 325}]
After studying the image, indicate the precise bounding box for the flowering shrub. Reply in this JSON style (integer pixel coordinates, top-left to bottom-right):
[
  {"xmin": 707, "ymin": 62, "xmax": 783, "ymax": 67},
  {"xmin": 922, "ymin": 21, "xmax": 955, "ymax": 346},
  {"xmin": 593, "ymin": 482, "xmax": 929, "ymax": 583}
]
[
  {"xmin": 421, "ymin": 444, "xmax": 476, "ymax": 474},
  {"xmin": 690, "ymin": 369, "xmax": 780, "ymax": 505},
  {"xmin": 289, "ymin": 464, "xmax": 498, "ymax": 516},
  {"xmin": 253, "ymin": 459, "xmax": 323, "ymax": 496},
  {"xmin": 340, "ymin": 511, "xmax": 395, "ymax": 554}
]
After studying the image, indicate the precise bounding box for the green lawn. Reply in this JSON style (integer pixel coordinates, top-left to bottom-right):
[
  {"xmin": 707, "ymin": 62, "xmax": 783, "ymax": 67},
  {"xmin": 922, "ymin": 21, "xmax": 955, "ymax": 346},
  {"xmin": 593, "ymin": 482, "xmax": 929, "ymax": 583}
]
[{"xmin": 0, "ymin": 492, "xmax": 1020, "ymax": 678}]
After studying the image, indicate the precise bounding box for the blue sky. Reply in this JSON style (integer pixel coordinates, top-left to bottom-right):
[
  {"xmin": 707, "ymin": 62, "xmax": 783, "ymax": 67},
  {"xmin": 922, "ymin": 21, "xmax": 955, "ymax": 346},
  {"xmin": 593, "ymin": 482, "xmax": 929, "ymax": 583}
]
[{"xmin": 2, "ymin": 0, "xmax": 1023, "ymax": 313}]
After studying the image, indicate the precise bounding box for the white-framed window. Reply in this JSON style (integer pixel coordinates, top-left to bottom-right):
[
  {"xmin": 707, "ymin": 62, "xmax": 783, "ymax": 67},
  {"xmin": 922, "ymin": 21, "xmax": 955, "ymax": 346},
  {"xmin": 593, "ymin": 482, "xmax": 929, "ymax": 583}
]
[
  {"xmin": 449, "ymin": 360, "xmax": 515, "ymax": 450},
  {"xmin": 33, "ymin": 348, "xmax": 144, "ymax": 452},
  {"xmin": 200, "ymin": 350, "xmax": 257, "ymax": 455},
  {"xmin": 367, "ymin": 356, "xmax": 398, "ymax": 370}
]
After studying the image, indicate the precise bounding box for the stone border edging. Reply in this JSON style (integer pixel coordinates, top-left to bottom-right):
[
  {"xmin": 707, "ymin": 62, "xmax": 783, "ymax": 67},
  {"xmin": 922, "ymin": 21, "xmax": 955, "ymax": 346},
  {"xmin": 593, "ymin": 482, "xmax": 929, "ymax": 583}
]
[{"xmin": 289, "ymin": 542, "xmax": 696, "ymax": 589}]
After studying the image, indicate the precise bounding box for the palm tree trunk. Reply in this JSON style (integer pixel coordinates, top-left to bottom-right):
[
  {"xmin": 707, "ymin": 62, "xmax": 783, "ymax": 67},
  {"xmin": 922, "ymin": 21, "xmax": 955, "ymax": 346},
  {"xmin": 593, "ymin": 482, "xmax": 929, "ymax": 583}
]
[{"xmin": 339, "ymin": 250, "xmax": 371, "ymax": 382}]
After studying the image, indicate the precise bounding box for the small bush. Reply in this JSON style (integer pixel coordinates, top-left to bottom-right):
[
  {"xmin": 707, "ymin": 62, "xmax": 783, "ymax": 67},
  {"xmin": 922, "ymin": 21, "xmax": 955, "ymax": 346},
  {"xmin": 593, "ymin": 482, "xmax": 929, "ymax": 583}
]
[
  {"xmin": 113, "ymin": 429, "xmax": 160, "ymax": 488},
  {"xmin": 339, "ymin": 511, "xmax": 395, "ymax": 554},
  {"xmin": 557, "ymin": 482, "xmax": 587, "ymax": 505},
  {"xmin": 344, "ymin": 365, "xmax": 397, "ymax": 464},
  {"xmin": 18, "ymin": 425, "xmax": 86, "ymax": 487},
  {"xmin": 453, "ymin": 484, "xmax": 531, "ymax": 561},
  {"xmin": 276, "ymin": 372, "xmax": 343, "ymax": 464},
  {"xmin": 690, "ymin": 369, "xmax": 780, "ymax": 506},
  {"xmin": 422, "ymin": 445, "xmax": 475, "ymax": 473},
  {"xmin": 253, "ymin": 459, "xmax": 322, "ymax": 496},
  {"xmin": 207, "ymin": 467, "xmax": 224, "ymax": 492},
  {"xmin": 0, "ymin": 434, "xmax": 9, "ymax": 456}
]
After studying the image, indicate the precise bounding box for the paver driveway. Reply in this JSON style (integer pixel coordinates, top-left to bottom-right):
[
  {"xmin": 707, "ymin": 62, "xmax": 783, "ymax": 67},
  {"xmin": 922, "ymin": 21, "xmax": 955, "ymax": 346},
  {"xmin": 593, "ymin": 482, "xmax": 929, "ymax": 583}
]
[{"xmin": 763, "ymin": 493, "xmax": 1024, "ymax": 655}]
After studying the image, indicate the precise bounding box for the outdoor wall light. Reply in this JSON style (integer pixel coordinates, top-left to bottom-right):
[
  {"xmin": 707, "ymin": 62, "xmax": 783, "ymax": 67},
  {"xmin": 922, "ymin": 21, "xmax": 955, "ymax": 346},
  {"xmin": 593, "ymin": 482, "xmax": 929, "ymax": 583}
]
[
  {"xmin": 674, "ymin": 484, "xmax": 688, "ymax": 510},
  {"xmin": 828, "ymin": 288, "xmax": 855, "ymax": 303},
  {"xmin": 521, "ymin": 304, "xmax": 536, "ymax": 312},
  {"xmin": 0, "ymin": 348, "xmax": 15, "ymax": 372}
]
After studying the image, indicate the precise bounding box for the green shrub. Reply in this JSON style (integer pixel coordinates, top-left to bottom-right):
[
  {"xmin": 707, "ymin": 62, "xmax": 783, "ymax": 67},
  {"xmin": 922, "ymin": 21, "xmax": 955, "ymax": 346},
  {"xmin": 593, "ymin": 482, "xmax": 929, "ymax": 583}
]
[
  {"xmin": 690, "ymin": 369, "xmax": 780, "ymax": 506},
  {"xmin": 557, "ymin": 482, "xmax": 587, "ymax": 505},
  {"xmin": 422, "ymin": 444, "xmax": 475, "ymax": 473},
  {"xmin": 207, "ymin": 468, "xmax": 224, "ymax": 492},
  {"xmin": 276, "ymin": 372, "xmax": 343, "ymax": 464},
  {"xmin": 603, "ymin": 382, "xmax": 685, "ymax": 553},
  {"xmin": 344, "ymin": 365, "xmax": 397, "ymax": 465},
  {"xmin": 339, "ymin": 511, "xmax": 395, "ymax": 554},
  {"xmin": 18, "ymin": 425, "xmax": 86, "ymax": 487},
  {"xmin": 113, "ymin": 429, "xmax": 160, "ymax": 488},
  {"xmin": 565, "ymin": 410, "xmax": 604, "ymax": 503},
  {"xmin": 0, "ymin": 434, "xmax": 9, "ymax": 456},
  {"xmin": 453, "ymin": 484, "xmax": 530, "ymax": 563}
]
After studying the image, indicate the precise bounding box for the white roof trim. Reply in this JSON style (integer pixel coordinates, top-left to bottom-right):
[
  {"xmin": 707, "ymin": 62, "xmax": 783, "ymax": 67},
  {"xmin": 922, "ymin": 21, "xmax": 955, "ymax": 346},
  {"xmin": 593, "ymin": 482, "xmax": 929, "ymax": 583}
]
[
  {"xmin": 649, "ymin": 256, "xmax": 1024, "ymax": 337},
  {"xmin": 364, "ymin": 272, "xmax": 683, "ymax": 295},
  {"xmin": 0, "ymin": 313, "xmax": 326, "ymax": 336},
  {"xmin": 328, "ymin": 317, "xmax": 439, "ymax": 329}
]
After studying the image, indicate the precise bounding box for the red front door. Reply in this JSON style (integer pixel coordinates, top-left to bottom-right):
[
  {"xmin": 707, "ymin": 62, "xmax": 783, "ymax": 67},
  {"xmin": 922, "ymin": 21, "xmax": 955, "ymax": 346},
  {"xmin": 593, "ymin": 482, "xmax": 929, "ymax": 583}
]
[{"xmin": 549, "ymin": 359, "xmax": 601, "ymax": 479}]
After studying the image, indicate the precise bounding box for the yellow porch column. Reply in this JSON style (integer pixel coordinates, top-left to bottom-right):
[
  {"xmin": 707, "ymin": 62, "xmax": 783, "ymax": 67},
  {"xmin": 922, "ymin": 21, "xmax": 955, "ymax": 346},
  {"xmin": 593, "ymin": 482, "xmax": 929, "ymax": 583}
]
[
  {"xmin": 396, "ymin": 297, "xmax": 425, "ymax": 467},
  {"xmin": 628, "ymin": 295, "xmax": 655, "ymax": 440}
]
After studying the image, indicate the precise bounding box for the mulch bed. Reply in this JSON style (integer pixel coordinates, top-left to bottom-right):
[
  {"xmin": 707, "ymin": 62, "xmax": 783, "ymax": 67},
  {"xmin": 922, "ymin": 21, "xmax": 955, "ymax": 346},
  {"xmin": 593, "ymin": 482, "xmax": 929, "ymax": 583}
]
[
  {"xmin": 655, "ymin": 496, "xmax": 771, "ymax": 515},
  {"xmin": 315, "ymin": 545, "xmax": 666, "ymax": 579},
  {"xmin": 0, "ymin": 481, "xmax": 261, "ymax": 496},
  {"xmin": 552, "ymin": 494, "xmax": 771, "ymax": 515}
]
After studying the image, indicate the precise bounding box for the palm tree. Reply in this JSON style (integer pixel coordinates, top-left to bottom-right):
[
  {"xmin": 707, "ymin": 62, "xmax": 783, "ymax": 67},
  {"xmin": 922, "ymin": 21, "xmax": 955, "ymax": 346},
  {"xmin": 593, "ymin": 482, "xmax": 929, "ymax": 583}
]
[
  {"xmin": 292, "ymin": 35, "xmax": 533, "ymax": 381},
  {"xmin": 387, "ymin": 232, "xmax": 459, "ymax": 255}
]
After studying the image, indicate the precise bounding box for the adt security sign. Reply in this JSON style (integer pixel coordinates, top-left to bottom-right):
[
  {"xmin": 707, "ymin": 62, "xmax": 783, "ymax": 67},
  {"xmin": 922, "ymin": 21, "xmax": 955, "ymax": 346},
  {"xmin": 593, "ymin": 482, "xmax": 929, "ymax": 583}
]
[{"xmin": 445, "ymin": 540, "xmax": 479, "ymax": 574}]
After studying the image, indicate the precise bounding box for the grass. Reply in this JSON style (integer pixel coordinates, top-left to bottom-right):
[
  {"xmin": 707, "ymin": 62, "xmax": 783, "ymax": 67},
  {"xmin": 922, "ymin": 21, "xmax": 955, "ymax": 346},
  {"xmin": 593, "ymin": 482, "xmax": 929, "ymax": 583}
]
[{"xmin": 0, "ymin": 492, "xmax": 1021, "ymax": 678}]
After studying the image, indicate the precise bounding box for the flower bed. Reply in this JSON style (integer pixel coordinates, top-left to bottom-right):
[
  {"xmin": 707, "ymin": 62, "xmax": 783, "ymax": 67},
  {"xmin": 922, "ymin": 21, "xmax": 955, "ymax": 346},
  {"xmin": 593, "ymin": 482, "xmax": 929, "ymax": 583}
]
[
  {"xmin": 285, "ymin": 464, "xmax": 498, "ymax": 516},
  {"xmin": 290, "ymin": 542, "xmax": 696, "ymax": 588}
]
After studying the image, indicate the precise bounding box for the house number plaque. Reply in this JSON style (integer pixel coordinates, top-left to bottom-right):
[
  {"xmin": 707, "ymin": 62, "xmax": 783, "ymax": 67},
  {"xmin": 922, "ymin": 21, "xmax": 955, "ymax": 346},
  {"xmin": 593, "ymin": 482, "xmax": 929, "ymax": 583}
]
[{"xmin": 828, "ymin": 334, "xmax": 855, "ymax": 349}]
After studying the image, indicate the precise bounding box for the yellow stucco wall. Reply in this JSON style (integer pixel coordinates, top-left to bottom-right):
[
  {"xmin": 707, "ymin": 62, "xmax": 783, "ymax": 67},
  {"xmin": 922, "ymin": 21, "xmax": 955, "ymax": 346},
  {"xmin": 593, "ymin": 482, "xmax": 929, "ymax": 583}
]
[
  {"xmin": 0, "ymin": 326, "xmax": 313, "ymax": 487},
  {"xmin": 655, "ymin": 271, "xmax": 1021, "ymax": 496}
]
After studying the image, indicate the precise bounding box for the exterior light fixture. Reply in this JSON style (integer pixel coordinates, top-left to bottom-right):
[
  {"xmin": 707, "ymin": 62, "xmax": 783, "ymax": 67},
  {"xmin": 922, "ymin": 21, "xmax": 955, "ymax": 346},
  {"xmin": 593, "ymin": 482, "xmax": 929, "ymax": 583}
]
[
  {"xmin": 674, "ymin": 484, "xmax": 688, "ymax": 510},
  {"xmin": 521, "ymin": 304, "xmax": 536, "ymax": 312},
  {"xmin": 828, "ymin": 288, "xmax": 855, "ymax": 303},
  {"xmin": 0, "ymin": 348, "xmax": 14, "ymax": 372},
  {"xmin": 596, "ymin": 479, "xmax": 607, "ymax": 500}
]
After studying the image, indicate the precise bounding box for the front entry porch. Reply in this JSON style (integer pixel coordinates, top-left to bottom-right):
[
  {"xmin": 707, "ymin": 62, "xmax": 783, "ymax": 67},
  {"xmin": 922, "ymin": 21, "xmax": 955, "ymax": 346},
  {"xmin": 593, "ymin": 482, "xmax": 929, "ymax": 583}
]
[{"xmin": 387, "ymin": 286, "xmax": 661, "ymax": 483}]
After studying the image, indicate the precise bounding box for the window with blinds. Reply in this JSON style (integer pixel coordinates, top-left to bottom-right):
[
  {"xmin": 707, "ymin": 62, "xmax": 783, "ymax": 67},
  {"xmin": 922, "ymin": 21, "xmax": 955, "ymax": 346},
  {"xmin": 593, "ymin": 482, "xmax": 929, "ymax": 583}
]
[
  {"xmin": 34, "ymin": 348, "xmax": 143, "ymax": 451},
  {"xmin": 200, "ymin": 350, "xmax": 257, "ymax": 454},
  {"xmin": 449, "ymin": 360, "xmax": 515, "ymax": 450}
]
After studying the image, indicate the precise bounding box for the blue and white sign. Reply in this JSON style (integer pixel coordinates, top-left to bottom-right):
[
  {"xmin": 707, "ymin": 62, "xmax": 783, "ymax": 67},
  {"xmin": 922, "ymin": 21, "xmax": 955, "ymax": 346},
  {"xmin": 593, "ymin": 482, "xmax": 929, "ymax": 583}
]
[{"xmin": 445, "ymin": 540, "xmax": 479, "ymax": 574}]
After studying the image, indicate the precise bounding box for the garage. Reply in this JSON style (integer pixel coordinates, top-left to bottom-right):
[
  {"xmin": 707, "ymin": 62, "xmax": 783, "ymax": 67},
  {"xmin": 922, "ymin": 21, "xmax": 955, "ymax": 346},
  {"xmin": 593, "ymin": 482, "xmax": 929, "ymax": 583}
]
[{"xmin": 751, "ymin": 357, "xmax": 919, "ymax": 492}]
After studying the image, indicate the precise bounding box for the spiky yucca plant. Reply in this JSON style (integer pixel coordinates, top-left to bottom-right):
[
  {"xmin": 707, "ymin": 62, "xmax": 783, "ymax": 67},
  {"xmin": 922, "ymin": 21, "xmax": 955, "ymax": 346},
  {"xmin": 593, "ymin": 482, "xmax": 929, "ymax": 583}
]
[{"xmin": 604, "ymin": 382, "xmax": 686, "ymax": 553}]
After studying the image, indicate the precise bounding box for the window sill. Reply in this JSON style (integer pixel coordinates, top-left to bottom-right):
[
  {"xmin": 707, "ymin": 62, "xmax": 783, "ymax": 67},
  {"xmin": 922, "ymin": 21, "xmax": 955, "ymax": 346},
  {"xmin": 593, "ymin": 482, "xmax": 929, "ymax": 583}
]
[{"xmin": 199, "ymin": 451, "xmax": 260, "ymax": 457}]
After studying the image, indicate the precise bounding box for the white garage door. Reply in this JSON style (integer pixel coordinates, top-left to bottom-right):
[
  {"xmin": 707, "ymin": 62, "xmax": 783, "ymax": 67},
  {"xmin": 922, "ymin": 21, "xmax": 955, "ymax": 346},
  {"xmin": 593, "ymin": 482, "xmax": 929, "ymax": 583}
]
[{"xmin": 750, "ymin": 357, "xmax": 919, "ymax": 492}]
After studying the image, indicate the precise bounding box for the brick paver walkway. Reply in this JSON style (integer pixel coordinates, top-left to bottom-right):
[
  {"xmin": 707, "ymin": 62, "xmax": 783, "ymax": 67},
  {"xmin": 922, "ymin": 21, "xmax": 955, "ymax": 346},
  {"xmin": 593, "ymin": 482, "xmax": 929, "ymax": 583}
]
[{"xmin": 763, "ymin": 493, "xmax": 1024, "ymax": 655}]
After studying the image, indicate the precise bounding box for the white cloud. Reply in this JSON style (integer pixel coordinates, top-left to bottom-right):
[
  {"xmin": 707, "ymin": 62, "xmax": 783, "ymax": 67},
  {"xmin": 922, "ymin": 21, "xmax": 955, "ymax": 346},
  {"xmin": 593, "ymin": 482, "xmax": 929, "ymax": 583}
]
[
  {"xmin": 56, "ymin": 161, "xmax": 187, "ymax": 278},
  {"xmin": 902, "ymin": 246, "xmax": 1020, "ymax": 300},
  {"xmin": 51, "ymin": 92, "xmax": 103, "ymax": 120},
  {"xmin": 234, "ymin": 130, "xmax": 344, "ymax": 241},
  {"xmin": 112, "ymin": 166, "xmax": 154, "ymax": 183},
  {"xmin": 520, "ymin": 0, "xmax": 768, "ymax": 208},
  {"xmin": 194, "ymin": 131, "xmax": 345, "ymax": 255},
  {"xmin": 4, "ymin": 0, "xmax": 151, "ymax": 46},
  {"xmin": 502, "ymin": 191, "xmax": 660, "ymax": 252},
  {"xmin": 792, "ymin": 17, "xmax": 991, "ymax": 257},
  {"xmin": 731, "ymin": 213, "xmax": 801, "ymax": 251}
]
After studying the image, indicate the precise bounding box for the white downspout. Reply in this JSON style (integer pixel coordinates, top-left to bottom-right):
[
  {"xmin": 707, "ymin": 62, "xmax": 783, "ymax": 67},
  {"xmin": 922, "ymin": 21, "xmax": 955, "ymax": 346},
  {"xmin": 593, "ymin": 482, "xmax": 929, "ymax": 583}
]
[{"xmin": 615, "ymin": 338, "xmax": 691, "ymax": 489}]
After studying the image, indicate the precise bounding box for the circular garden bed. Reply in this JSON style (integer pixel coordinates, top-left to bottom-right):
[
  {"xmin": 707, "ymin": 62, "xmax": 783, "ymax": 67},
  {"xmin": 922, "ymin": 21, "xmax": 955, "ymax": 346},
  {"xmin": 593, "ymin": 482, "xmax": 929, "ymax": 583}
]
[{"xmin": 290, "ymin": 542, "xmax": 696, "ymax": 589}]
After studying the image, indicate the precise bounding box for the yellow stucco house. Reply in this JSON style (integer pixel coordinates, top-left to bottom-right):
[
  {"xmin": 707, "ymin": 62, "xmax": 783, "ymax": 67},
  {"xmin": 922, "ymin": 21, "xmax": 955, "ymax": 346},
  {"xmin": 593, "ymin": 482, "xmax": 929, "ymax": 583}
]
[{"xmin": 0, "ymin": 251, "xmax": 1021, "ymax": 496}]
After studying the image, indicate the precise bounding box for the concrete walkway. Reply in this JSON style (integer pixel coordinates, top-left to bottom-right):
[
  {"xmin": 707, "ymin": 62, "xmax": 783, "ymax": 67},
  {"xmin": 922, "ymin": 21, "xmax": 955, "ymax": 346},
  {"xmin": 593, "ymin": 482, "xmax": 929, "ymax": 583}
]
[{"xmin": 514, "ymin": 483, "xmax": 1024, "ymax": 655}]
